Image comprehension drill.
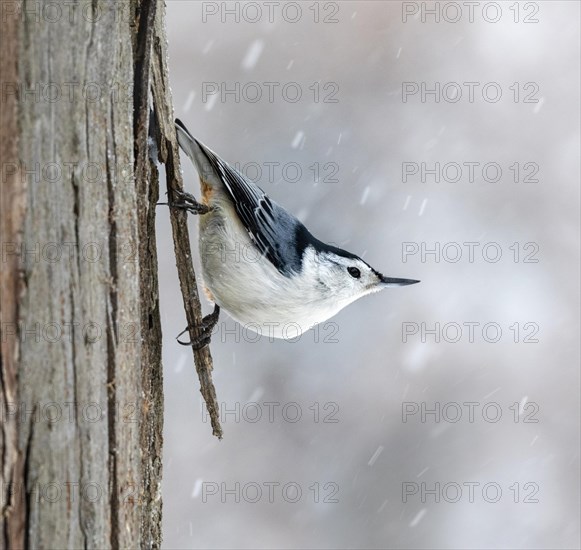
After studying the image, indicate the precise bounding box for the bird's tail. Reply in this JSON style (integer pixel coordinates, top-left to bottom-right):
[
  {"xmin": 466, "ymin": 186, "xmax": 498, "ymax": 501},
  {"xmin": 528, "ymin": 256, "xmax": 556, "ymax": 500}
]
[{"xmin": 175, "ymin": 119, "xmax": 223, "ymax": 189}]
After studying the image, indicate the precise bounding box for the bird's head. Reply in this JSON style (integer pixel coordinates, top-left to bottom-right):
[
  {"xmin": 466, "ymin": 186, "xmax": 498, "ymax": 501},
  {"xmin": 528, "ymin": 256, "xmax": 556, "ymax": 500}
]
[{"xmin": 303, "ymin": 243, "xmax": 419, "ymax": 309}]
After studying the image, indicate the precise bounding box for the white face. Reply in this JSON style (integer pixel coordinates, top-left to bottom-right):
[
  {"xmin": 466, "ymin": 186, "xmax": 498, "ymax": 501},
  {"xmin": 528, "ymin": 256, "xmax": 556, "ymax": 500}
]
[{"xmin": 314, "ymin": 251, "xmax": 386, "ymax": 307}]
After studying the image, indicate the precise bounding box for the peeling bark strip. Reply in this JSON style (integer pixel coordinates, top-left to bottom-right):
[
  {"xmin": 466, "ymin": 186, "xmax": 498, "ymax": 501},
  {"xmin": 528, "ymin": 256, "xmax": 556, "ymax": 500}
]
[
  {"xmin": 1, "ymin": 1, "xmax": 26, "ymax": 548},
  {"xmin": 1, "ymin": 0, "xmax": 163, "ymax": 548},
  {"xmin": 134, "ymin": 0, "xmax": 164, "ymax": 547},
  {"xmin": 150, "ymin": 6, "xmax": 224, "ymax": 439}
]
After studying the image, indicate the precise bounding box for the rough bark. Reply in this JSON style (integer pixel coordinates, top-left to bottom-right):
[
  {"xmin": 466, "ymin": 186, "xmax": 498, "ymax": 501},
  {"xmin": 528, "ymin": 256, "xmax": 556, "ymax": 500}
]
[{"xmin": 1, "ymin": 0, "xmax": 163, "ymax": 548}]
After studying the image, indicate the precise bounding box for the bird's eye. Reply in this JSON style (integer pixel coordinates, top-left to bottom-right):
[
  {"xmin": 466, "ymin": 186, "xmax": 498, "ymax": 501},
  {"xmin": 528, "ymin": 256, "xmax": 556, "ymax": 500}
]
[{"xmin": 347, "ymin": 267, "xmax": 361, "ymax": 279}]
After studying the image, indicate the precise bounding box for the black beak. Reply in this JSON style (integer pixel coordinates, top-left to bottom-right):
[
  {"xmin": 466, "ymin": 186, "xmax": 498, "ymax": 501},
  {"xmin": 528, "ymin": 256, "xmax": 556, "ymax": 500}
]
[{"xmin": 379, "ymin": 275, "xmax": 420, "ymax": 287}]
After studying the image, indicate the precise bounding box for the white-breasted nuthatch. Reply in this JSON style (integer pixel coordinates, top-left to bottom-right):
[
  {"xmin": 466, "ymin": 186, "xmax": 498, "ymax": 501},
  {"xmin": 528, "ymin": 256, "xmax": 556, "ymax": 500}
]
[{"xmin": 173, "ymin": 119, "xmax": 419, "ymax": 344}]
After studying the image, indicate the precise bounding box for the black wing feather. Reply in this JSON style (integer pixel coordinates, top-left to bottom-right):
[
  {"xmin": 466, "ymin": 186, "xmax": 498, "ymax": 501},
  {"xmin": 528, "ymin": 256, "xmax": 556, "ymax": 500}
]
[{"xmin": 194, "ymin": 140, "xmax": 304, "ymax": 275}]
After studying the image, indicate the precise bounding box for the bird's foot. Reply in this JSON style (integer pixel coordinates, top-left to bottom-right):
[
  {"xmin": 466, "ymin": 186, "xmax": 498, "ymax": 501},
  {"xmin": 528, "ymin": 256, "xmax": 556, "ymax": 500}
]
[
  {"xmin": 177, "ymin": 304, "xmax": 220, "ymax": 350},
  {"xmin": 158, "ymin": 189, "xmax": 212, "ymax": 215}
]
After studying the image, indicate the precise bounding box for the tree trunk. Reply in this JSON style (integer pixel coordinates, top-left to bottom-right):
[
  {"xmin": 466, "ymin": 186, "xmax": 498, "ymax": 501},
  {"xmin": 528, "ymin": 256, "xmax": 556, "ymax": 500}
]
[{"xmin": 1, "ymin": 1, "xmax": 163, "ymax": 547}]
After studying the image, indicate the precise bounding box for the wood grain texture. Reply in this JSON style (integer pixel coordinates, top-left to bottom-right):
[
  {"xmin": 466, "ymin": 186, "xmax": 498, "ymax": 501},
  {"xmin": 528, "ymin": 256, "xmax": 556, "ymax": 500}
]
[
  {"xmin": 1, "ymin": 0, "xmax": 163, "ymax": 547},
  {"xmin": 1, "ymin": 0, "xmax": 27, "ymax": 547}
]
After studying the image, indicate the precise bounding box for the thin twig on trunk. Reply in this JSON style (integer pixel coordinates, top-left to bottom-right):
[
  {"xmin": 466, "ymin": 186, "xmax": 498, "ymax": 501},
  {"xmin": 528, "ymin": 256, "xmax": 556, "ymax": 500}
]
[{"xmin": 149, "ymin": 12, "xmax": 223, "ymax": 439}]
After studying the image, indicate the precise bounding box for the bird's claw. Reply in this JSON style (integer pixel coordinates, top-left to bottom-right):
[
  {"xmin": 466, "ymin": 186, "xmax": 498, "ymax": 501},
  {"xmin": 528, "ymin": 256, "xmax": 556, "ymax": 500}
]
[
  {"xmin": 177, "ymin": 304, "xmax": 220, "ymax": 350},
  {"xmin": 158, "ymin": 188, "xmax": 213, "ymax": 215}
]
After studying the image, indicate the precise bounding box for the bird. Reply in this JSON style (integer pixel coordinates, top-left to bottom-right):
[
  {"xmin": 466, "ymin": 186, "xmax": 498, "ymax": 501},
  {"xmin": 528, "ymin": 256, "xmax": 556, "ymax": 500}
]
[{"xmin": 172, "ymin": 118, "xmax": 419, "ymax": 345}]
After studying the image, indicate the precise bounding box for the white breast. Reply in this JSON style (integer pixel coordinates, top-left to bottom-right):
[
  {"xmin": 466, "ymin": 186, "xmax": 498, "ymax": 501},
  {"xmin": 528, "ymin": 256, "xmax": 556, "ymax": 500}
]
[{"xmin": 198, "ymin": 200, "xmax": 347, "ymax": 340}]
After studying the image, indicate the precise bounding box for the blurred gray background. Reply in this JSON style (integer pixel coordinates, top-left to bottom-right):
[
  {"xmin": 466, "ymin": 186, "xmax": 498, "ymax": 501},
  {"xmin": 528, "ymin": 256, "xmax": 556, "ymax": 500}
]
[{"xmin": 156, "ymin": 2, "xmax": 580, "ymax": 548}]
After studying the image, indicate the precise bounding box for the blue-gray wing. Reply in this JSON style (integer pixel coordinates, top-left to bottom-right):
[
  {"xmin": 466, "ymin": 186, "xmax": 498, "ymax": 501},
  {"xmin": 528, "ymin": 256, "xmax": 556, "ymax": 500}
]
[{"xmin": 195, "ymin": 139, "xmax": 304, "ymax": 276}]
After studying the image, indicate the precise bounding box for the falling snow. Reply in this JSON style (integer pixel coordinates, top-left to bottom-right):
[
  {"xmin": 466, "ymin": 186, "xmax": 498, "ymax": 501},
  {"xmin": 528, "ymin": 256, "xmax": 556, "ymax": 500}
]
[
  {"xmin": 360, "ymin": 186, "xmax": 371, "ymax": 205},
  {"xmin": 174, "ymin": 353, "xmax": 187, "ymax": 374},
  {"xmin": 519, "ymin": 395, "xmax": 529, "ymax": 415},
  {"xmin": 242, "ymin": 39, "xmax": 265, "ymax": 70},
  {"xmin": 418, "ymin": 198, "xmax": 428, "ymax": 216},
  {"xmin": 483, "ymin": 387, "xmax": 502, "ymax": 399},
  {"xmin": 368, "ymin": 446, "xmax": 384, "ymax": 466},
  {"xmin": 247, "ymin": 386, "xmax": 265, "ymax": 403},
  {"xmin": 191, "ymin": 479, "xmax": 204, "ymax": 499},
  {"xmin": 291, "ymin": 131, "xmax": 304, "ymax": 149},
  {"xmin": 204, "ymin": 93, "xmax": 218, "ymax": 112},
  {"xmin": 377, "ymin": 499, "xmax": 388, "ymax": 513},
  {"xmin": 409, "ymin": 509, "xmax": 427, "ymax": 527},
  {"xmin": 183, "ymin": 90, "xmax": 195, "ymax": 112}
]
